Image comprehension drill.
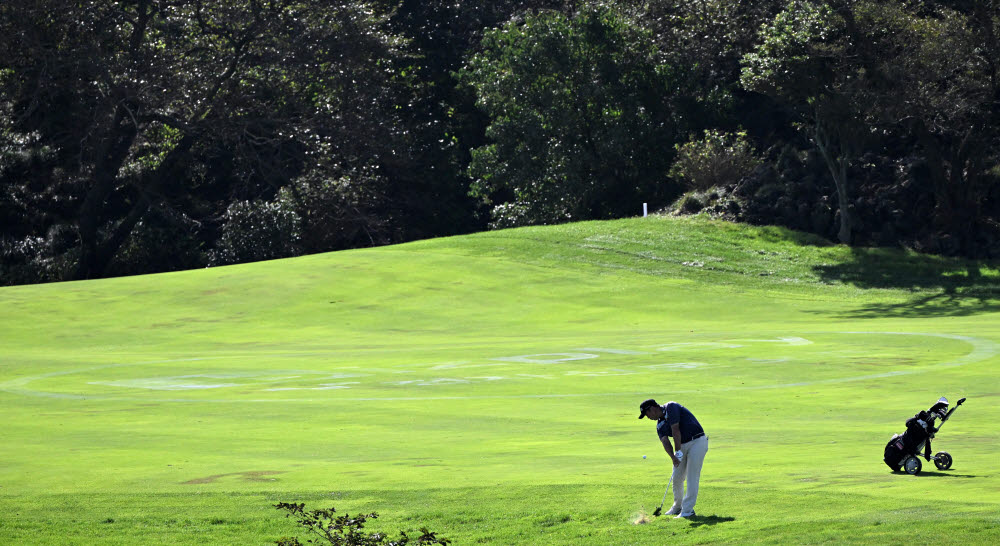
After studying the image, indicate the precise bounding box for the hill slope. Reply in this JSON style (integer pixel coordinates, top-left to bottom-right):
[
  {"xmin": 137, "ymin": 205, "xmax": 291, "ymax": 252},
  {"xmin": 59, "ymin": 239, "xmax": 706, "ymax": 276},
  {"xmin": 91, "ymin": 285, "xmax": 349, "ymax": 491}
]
[{"xmin": 2, "ymin": 216, "xmax": 999, "ymax": 544}]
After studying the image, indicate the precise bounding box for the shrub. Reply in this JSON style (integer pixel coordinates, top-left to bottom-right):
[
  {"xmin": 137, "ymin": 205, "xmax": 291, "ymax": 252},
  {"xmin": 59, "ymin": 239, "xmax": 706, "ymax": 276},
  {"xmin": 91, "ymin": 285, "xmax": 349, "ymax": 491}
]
[
  {"xmin": 1, "ymin": 236, "xmax": 46, "ymax": 285},
  {"xmin": 107, "ymin": 212, "xmax": 207, "ymax": 276},
  {"xmin": 209, "ymin": 199, "xmax": 301, "ymax": 266},
  {"xmin": 0, "ymin": 229, "xmax": 78, "ymax": 286},
  {"xmin": 487, "ymin": 201, "xmax": 555, "ymax": 230},
  {"xmin": 274, "ymin": 502, "xmax": 450, "ymax": 546},
  {"xmin": 669, "ymin": 130, "xmax": 762, "ymax": 191},
  {"xmin": 678, "ymin": 192, "xmax": 707, "ymax": 214},
  {"xmin": 277, "ymin": 171, "xmax": 391, "ymax": 253}
]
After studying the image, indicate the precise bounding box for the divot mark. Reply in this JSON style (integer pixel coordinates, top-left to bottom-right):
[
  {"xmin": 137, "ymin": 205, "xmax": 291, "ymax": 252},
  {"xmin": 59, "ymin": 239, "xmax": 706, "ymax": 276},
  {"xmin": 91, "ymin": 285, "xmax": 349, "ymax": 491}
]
[{"xmin": 182, "ymin": 471, "xmax": 285, "ymax": 484}]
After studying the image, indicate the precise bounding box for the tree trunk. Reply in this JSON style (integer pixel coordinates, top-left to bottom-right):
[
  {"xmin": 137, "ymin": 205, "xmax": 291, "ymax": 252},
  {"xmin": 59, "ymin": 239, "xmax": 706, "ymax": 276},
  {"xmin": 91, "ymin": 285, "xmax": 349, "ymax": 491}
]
[
  {"xmin": 93, "ymin": 197, "xmax": 150, "ymax": 275},
  {"xmin": 74, "ymin": 107, "xmax": 139, "ymax": 280},
  {"xmin": 813, "ymin": 124, "xmax": 852, "ymax": 244},
  {"xmin": 833, "ymin": 157, "xmax": 851, "ymax": 245},
  {"xmin": 74, "ymin": 128, "xmax": 198, "ymax": 279},
  {"xmin": 913, "ymin": 119, "xmax": 986, "ymax": 253}
]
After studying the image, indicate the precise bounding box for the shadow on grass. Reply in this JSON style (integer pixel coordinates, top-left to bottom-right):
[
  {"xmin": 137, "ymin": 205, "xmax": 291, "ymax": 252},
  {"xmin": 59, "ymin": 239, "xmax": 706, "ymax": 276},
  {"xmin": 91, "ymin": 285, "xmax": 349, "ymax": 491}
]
[
  {"xmin": 892, "ymin": 470, "xmax": 979, "ymax": 478},
  {"xmin": 813, "ymin": 247, "xmax": 1000, "ymax": 318},
  {"xmin": 916, "ymin": 471, "xmax": 979, "ymax": 478},
  {"xmin": 686, "ymin": 514, "xmax": 736, "ymax": 528}
]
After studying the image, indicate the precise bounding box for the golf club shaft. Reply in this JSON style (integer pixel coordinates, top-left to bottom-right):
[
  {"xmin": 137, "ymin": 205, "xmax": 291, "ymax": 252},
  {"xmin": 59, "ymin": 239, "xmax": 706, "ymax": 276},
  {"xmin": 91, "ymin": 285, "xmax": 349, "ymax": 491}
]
[{"xmin": 658, "ymin": 474, "xmax": 673, "ymax": 511}]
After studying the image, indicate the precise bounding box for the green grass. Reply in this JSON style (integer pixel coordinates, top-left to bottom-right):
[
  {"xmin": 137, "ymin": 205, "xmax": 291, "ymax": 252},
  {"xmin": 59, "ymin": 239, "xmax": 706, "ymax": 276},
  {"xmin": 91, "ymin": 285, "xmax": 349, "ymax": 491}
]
[{"xmin": 2, "ymin": 215, "xmax": 1000, "ymax": 544}]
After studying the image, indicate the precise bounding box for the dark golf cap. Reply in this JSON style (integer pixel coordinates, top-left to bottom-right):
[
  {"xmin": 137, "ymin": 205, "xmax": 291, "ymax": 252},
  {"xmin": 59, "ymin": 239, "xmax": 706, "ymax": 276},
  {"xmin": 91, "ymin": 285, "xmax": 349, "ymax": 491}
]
[{"xmin": 638, "ymin": 398, "xmax": 658, "ymax": 419}]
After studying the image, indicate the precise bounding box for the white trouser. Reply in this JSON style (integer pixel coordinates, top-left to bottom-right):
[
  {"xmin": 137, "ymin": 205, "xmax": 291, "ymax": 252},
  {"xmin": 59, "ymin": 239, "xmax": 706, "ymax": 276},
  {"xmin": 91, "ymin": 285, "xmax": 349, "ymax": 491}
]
[{"xmin": 671, "ymin": 434, "xmax": 708, "ymax": 513}]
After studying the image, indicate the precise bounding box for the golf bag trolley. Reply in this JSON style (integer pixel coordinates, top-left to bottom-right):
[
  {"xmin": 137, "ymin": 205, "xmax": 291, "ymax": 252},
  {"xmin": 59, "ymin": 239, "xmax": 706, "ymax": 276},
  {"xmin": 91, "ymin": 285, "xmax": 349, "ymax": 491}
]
[{"xmin": 884, "ymin": 397, "xmax": 966, "ymax": 475}]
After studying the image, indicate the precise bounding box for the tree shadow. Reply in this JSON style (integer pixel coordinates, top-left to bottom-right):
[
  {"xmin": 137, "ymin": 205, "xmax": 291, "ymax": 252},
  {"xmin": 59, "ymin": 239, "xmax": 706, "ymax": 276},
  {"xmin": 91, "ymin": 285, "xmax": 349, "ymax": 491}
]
[
  {"xmin": 812, "ymin": 246, "xmax": 1000, "ymax": 318},
  {"xmin": 686, "ymin": 514, "xmax": 736, "ymax": 528}
]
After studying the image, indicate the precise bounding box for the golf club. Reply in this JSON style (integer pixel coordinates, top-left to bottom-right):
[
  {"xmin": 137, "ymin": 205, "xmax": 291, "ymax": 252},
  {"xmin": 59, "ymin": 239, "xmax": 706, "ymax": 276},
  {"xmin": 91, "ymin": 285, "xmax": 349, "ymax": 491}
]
[
  {"xmin": 937, "ymin": 397, "xmax": 966, "ymax": 430},
  {"xmin": 652, "ymin": 473, "xmax": 673, "ymax": 517}
]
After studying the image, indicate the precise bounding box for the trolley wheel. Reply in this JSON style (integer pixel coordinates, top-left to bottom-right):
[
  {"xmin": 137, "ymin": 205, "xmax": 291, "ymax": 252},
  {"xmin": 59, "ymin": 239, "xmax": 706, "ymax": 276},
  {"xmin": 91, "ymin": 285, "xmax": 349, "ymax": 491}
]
[
  {"xmin": 934, "ymin": 451, "xmax": 952, "ymax": 470},
  {"xmin": 903, "ymin": 456, "xmax": 922, "ymax": 475}
]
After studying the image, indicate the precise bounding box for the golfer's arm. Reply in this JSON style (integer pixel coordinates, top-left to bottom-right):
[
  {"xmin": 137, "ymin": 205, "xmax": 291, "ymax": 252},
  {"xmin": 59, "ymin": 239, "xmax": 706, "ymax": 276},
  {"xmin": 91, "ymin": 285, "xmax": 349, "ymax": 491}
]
[
  {"xmin": 671, "ymin": 423, "xmax": 683, "ymax": 453},
  {"xmin": 660, "ymin": 435, "xmax": 673, "ymax": 454}
]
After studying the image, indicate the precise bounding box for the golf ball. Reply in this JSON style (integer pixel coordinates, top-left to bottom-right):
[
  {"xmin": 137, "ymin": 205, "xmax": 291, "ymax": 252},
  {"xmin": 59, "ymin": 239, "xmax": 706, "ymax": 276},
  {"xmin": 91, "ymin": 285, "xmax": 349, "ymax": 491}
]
[{"xmin": 642, "ymin": 455, "xmax": 647, "ymax": 459}]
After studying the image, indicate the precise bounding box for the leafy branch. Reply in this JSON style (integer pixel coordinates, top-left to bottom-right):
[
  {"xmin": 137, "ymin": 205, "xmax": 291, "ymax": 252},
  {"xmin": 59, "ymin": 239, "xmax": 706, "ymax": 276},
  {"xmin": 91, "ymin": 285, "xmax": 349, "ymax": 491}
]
[{"xmin": 274, "ymin": 502, "xmax": 450, "ymax": 546}]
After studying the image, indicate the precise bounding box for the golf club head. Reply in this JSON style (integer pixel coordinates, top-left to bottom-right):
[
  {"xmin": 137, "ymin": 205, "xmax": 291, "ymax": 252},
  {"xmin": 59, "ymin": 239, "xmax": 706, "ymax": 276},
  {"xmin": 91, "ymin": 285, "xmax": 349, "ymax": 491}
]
[
  {"xmin": 957, "ymin": 397, "xmax": 966, "ymax": 406},
  {"xmin": 652, "ymin": 506, "xmax": 662, "ymax": 517}
]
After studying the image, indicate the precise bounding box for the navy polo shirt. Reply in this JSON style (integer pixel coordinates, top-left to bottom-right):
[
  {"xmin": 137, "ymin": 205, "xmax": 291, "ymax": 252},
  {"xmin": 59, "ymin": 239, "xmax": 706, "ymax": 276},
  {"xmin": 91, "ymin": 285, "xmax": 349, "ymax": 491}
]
[{"xmin": 655, "ymin": 401, "xmax": 705, "ymax": 444}]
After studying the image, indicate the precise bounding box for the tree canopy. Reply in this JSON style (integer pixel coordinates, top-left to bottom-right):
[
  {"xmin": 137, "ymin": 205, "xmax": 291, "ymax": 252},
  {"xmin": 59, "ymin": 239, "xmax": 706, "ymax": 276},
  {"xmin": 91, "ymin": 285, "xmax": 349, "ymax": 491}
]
[
  {"xmin": 462, "ymin": 4, "xmax": 700, "ymax": 227},
  {"xmin": 2, "ymin": 0, "xmax": 999, "ymax": 285}
]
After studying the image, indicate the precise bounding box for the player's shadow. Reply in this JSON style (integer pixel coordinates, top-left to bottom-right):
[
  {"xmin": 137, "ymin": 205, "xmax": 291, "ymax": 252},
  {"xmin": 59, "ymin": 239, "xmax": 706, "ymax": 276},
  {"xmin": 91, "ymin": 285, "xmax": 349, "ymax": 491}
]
[{"xmin": 687, "ymin": 514, "xmax": 735, "ymax": 528}]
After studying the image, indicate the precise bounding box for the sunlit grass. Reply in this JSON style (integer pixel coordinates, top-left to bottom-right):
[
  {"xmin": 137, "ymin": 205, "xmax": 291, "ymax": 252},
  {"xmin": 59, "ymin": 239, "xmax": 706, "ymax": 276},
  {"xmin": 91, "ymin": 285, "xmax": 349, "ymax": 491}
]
[{"xmin": 2, "ymin": 216, "xmax": 999, "ymax": 544}]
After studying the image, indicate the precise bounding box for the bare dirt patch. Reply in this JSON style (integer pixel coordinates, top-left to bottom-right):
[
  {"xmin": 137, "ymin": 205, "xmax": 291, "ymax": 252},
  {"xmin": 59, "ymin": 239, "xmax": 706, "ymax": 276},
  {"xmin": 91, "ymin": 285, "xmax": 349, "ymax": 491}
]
[{"xmin": 182, "ymin": 470, "xmax": 285, "ymax": 485}]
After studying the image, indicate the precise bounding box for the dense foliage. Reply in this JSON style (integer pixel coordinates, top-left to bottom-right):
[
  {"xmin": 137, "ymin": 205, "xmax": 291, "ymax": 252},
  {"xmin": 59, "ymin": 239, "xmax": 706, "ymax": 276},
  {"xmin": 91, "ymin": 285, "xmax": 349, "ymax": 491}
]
[
  {"xmin": 462, "ymin": 4, "xmax": 699, "ymax": 227},
  {"xmin": 2, "ymin": 0, "xmax": 999, "ymax": 284}
]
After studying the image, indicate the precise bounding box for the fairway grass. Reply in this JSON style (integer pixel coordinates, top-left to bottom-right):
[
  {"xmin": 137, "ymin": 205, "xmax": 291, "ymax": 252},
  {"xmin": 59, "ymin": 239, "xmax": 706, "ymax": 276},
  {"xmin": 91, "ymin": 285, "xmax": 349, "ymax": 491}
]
[{"xmin": 2, "ymin": 216, "xmax": 1000, "ymax": 544}]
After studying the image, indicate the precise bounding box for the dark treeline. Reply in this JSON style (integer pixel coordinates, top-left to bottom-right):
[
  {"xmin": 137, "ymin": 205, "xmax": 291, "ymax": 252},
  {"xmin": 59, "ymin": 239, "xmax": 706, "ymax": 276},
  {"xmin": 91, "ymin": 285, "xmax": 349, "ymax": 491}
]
[{"xmin": 2, "ymin": 0, "xmax": 998, "ymax": 286}]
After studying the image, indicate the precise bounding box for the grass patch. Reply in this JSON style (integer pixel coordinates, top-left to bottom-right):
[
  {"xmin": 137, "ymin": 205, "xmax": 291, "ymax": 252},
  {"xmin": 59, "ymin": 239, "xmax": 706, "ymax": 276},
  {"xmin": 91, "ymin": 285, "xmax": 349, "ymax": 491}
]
[{"xmin": 2, "ymin": 216, "xmax": 999, "ymax": 544}]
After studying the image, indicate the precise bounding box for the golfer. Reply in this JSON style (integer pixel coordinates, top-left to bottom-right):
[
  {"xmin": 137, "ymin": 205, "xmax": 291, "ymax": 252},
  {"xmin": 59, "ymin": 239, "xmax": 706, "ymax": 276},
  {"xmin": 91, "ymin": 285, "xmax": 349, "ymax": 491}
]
[{"xmin": 639, "ymin": 398, "xmax": 708, "ymax": 518}]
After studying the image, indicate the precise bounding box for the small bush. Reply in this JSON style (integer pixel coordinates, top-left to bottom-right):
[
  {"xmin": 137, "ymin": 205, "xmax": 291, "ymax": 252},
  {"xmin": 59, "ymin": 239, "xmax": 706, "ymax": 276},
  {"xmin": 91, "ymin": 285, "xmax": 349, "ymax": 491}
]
[
  {"xmin": 274, "ymin": 502, "xmax": 449, "ymax": 546},
  {"xmin": 669, "ymin": 130, "xmax": 762, "ymax": 192},
  {"xmin": 1, "ymin": 236, "xmax": 45, "ymax": 285},
  {"xmin": 488, "ymin": 201, "xmax": 534, "ymax": 230},
  {"xmin": 107, "ymin": 212, "xmax": 207, "ymax": 276},
  {"xmin": 678, "ymin": 193, "xmax": 706, "ymax": 214},
  {"xmin": 278, "ymin": 171, "xmax": 392, "ymax": 253},
  {"xmin": 209, "ymin": 199, "xmax": 301, "ymax": 266},
  {"xmin": 0, "ymin": 231, "xmax": 78, "ymax": 286}
]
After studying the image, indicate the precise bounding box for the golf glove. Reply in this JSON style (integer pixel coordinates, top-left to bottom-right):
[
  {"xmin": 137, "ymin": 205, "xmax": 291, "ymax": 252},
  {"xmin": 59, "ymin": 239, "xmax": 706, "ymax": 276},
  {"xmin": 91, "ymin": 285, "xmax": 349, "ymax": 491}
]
[{"xmin": 674, "ymin": 450, "xmax": 684, "ymax": 461}]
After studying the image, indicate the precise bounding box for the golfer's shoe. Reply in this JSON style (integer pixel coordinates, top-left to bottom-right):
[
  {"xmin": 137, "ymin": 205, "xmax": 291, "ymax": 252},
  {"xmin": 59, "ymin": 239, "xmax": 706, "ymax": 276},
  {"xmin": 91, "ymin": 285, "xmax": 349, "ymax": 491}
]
[
  {"xmin": 675, "ymin": 511, "xmax": 696, "ymax": 519},
  {"xmin": 663, "ymin": 505, "xmax": 681, "ymax": 516}
]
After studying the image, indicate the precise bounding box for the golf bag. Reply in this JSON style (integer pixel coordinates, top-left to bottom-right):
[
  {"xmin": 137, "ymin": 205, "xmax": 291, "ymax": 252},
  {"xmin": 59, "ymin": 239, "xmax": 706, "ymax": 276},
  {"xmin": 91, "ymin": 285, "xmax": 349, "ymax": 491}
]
[
  {"xmin": 883, "ymin": 413, "xmax": 934, "ymax": 471},
  {"xmin": 883, "ymin": 397, "xmax": 964, "ymax": 474}
]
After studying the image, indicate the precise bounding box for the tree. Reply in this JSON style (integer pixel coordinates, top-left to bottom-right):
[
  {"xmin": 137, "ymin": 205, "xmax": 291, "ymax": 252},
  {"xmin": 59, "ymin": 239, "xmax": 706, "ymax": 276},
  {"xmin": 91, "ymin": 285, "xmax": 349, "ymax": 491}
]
[
  {"xmin": 374, "ymin": 1, "xmax": 575, "ymax": 239},
  {"xmin": 867, "ymin": 1, "xmax": 1000, "ymax": 253},
  {"xmin": 461, "ymin": 3, "xmax": 694, "ymax": 228},
  {"xmin": 0, "ymin": 0, "xmax": 409, "ymax": 281},
  {"xmin": 741, "ymin": 0, "xmax": 874, "ymax": 244},
  {"xmin": 742, "ymin": 0, "xmax": 1000, "ymax": 252},
  {"xmin": 640, "ymin": 0, "xmax": 785, "ymax": 89}
]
